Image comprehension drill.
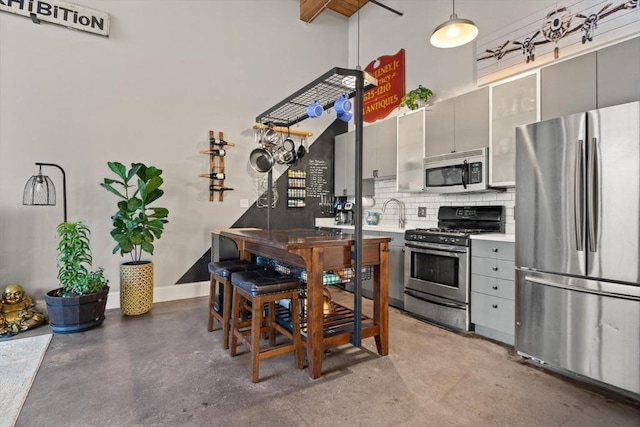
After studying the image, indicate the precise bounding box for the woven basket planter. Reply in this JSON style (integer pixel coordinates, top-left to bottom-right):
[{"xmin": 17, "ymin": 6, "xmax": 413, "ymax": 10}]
[{"xmin": 120, "ymin": 261, "xmax": 153, "ymax": 315}]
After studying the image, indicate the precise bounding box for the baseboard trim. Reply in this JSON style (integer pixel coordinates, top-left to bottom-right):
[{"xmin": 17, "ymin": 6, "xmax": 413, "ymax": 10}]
[{"xmin": 105, "ymin": 282, "xmax": 209, "ymax": 310}]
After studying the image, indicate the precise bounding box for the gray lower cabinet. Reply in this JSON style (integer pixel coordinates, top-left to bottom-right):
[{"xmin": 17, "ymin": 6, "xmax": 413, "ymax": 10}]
[
  {"xmin": 385, "ymin": 232, "xmax": 405, "ymax": 310},
  {"xmin": 325, "ymin": 228, "xmax": 405, "ymax": 310},
  {"xmin": 470, "ymin": 239, "xmax": 515, "ymax": 345}
]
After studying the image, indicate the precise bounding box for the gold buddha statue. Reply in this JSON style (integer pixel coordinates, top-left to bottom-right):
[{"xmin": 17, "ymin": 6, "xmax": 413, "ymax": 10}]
[{"xmin": 0, "ymin": 284, "xmax": 45, "ymax": 336}]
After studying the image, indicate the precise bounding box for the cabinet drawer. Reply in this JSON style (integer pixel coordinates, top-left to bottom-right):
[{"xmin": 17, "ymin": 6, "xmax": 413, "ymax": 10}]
[
  {"xmin": 472, "ymin": 240, "xmax": 514, "ymax": 261},
  {"xmin": 471, "ymin": 292, "xmax": 515, "ymax": 335},
  {"xmin": 471, "ymin": 274, "xmax": 515, "ymax": 300},
  {"xmin": 471, "ymin": 257, "xmax": 515, "ymax": 281}
]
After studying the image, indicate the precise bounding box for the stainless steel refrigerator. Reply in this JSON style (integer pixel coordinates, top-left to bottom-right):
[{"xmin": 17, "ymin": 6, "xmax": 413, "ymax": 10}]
[{"xmin": 515, "ymin": 101, "xmax": 640, "ymax": 397}]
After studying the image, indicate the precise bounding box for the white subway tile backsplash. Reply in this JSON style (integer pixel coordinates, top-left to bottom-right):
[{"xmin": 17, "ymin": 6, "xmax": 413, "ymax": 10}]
[{"xmin": 369, "ymin": 179, "xmax": 516, "ymax": 229}]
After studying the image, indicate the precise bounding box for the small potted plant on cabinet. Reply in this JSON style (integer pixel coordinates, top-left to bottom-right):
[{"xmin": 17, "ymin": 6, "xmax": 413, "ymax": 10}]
[
  {"xmin": 44, "ymin": 221, "xmax": 109, "ymax": 334},
  {"xmin": 400, "ymin": 85, "xmax": 434, "ymax": 110},
  {"xmin": 101, "ymin": 162, "xmax": 169, "ymax": 315}
]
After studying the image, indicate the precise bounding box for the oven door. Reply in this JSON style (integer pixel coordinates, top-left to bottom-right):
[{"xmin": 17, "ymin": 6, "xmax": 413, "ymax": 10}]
[{"xmin": 404, "ymin": 242, "xmax": 469, "ymax": 303}]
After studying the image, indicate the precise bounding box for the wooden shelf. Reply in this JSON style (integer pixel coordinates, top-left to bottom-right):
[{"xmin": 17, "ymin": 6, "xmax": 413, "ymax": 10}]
[{"xmin": 275, "ymin": 302, "xmax": 377, "ymax": 345}]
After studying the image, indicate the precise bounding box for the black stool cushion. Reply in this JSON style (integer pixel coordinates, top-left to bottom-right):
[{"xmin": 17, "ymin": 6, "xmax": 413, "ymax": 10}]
[
  {"xmin": 208, "ymin": 260, "xmax": 262, "ymax": 278},
  {"xmin": 231, "ymin": 269, "xmax": 300, "ymax": 296}
]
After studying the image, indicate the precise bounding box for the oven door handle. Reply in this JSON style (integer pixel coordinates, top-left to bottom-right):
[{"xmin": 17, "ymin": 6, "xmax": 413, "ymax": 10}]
[
  {"xmin": 404, "ymin": 289, "xmax": 465, "ymax": 309},
  {"xmin": 405, "ymin": 242, "xmax": 468, "ymax": 254}
]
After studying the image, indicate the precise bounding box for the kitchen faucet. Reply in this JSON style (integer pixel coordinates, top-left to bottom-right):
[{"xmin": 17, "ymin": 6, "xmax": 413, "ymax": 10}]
[{"xmin": 382, "ymin": 198, "xmax": 406, "ymax": 229}]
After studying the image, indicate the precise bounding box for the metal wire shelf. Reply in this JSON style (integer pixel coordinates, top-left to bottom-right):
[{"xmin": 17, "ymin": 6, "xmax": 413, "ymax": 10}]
[{"xmin": 255, "ymin": 67, "xmax": 377, "ymax": 127}]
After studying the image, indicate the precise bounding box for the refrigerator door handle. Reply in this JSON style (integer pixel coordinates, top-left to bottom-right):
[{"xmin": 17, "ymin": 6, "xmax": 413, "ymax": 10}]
[
  {"xmin": 587, "ymin": 137, "xmax": 598, "ymax": 252},
  {"xmin": 574, "ymin": 139, "xmax": 584, "ymax": 251},
  {"xmin": 525, "ymin": 276, "xmax": 640, "ymax": 301}
]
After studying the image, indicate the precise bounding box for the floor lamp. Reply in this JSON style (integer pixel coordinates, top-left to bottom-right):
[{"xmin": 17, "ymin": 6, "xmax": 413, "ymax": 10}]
[{"xmin": 23, "ymin": 162, "xmax": 68, "ymax": 222}]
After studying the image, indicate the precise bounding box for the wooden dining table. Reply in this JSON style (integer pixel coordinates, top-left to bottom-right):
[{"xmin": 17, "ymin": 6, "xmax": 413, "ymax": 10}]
[{"xmin": 219, "ymin": 228, "xmax": 390, "ymax": 379}]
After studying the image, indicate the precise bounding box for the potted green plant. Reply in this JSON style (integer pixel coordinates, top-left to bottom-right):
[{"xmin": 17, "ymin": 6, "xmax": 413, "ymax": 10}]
[
  {"xmin": 400, "ymin": 85, "xmax": 434, "ymax": 110},
  {"xmin": 44, "ymin": 221, "xmax": 110, "ymax": 334},
  {"xmin": 100, "ymin": 162, "xmax": 169, "ymax": 315}
]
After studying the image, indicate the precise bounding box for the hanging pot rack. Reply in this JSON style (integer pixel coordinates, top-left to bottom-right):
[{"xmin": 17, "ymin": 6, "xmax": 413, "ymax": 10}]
[{"xmin": 255, "ymin": 67, "xmax": 377, "ymax": 127}]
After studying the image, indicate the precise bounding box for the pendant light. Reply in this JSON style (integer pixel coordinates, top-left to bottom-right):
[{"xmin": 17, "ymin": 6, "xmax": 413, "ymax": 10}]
[
  {"xmin": 430, "ymin": 0, "xmax": 478, "ymax": 48},
  {"xmin": 23, "ymin": 162, "xmax": 68, "ymax": 222}
]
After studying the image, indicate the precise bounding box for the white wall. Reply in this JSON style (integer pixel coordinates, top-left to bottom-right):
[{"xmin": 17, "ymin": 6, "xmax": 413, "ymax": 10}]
[
  {"xmin": 0, "ymin": 0, "xmax": 559, "ymax": 303},
  {"xmin": 0, "ymin": 0, "xmax": 346, "ymax": 299}
]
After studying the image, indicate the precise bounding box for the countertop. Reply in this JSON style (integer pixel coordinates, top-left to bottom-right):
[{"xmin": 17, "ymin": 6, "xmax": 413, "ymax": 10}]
[
  {"xmin": 220, "ymin": 228, "xmax": 390, "ymax": 249},
  {"xmin": 470, "ymin": 233, "xmax": 516, "ymax": 243},
  {"xmin": 315, "ymin": 218, "xmax": 406, "ymax": 234}
]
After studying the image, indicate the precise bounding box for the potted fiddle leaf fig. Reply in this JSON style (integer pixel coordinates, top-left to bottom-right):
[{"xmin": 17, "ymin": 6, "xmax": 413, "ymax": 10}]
[
  {"xmin": 400, "ymin": 85, "xmax": 434, "ymax": 110},
  {"xmin": 44, "ymin": 221, "xmax": 110, "ymax": 334},
  {"xmin": 100, "ymin": 162, "xmax": 169, "ymax": 315}
]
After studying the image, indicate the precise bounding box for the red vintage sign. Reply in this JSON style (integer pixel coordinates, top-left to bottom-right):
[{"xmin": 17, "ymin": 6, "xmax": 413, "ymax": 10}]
[{"xmin": 363, "ymin": 49, "xmax": 405, "ymax": 123}]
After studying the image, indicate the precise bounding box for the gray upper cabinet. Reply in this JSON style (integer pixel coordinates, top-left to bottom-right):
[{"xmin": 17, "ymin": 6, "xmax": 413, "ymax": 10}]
[
  {"xmin": 541, "ymin": 51, "xmax": 597, "ymax": 120},
  {"xmin": 333, "ymin": 127, "xmax": 381, "ymax": 197},
  {"xmin": 490, "ymin": 72, "xmax": 538, "ymax": 187},
  {"xmin": 541, "ymin": 38, "xmax": 640, "ymax": 121},
  {"xmin": 425, "ymin": 98, "xmax": 454, "ymax": 157},
  {"xmin": 597, "ymin": 37, "xmax": 640, "ymax": 109},
  {"xmin": 334, "ymin": 131, "xmax": 353, "ymax": 196},
  {"xmin": 363, "ymin": 117, "xmax": 397, "ymax": 179},
  {"xmin": 425, "ymin": 87, "xmax": 489, "ymax": 157},
  {"xmin": 396, "ymin": 108, "xmax": 426, "ymax": 192},
  {"xmin": 454, "ymin": 87, "xmax": 490, "ymax": 152}
]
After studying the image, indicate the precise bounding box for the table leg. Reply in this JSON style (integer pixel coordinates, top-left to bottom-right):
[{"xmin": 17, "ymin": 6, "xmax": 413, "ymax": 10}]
[
  {"xmin": 304, "ymin": 248, "xmax": 324, "ymax": 379},
  {"xmin": 374, "ymin": 242, "xmax": 389, "ymax": 355}
]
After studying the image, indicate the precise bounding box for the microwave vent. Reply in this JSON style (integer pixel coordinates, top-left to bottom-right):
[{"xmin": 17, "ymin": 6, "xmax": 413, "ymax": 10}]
[{"xmin": 425, "ymin": 147, "xmax": 487, "ymax": 163}]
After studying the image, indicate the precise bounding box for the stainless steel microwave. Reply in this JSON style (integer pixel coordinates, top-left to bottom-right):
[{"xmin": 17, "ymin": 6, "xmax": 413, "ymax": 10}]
[{"xmin": 423, "ymin": 148, "xmax": 489, "ymax": 194}]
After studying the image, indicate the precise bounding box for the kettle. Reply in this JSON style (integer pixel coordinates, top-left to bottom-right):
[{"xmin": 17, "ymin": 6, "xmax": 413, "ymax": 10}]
[
  {"xmin": 301, "ymin": 287, "xmax": 335, "ymax": 317},
  {"xmin": 366, "ymin": 211, "xmax": 380, "ymax": 225}
]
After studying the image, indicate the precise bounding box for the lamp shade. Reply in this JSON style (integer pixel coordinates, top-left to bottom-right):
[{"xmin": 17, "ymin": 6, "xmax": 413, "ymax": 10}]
[
  {"xmin": 23, "ymin": 173, "xmax": 56, "ymax": 206},
  {"xmin": 430, "ymin": 13, "xmax": 478, "ymax": 48}
]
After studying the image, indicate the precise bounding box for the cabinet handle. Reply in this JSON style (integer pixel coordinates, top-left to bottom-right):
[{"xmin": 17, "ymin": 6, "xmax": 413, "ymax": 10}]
[
  {"xmin": 492, "ymin": 304, "xmax": 498, "ymax": 309},
  {"xmin": 492, "ymin": 267, "xmax": 498, "ymax": 271},
  {"xmin": 492, "ymin": 285, "xmax": 498, "ymax": 290},
  {"xmin": 492, "ymin": 248, "xmax": 498, "ymax": 252}
]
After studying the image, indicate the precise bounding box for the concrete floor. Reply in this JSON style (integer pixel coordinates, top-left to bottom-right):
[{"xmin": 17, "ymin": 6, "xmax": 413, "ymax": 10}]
[{"xmin": 15, "ymin": 289, "xmax": 640, "ymax": 427}]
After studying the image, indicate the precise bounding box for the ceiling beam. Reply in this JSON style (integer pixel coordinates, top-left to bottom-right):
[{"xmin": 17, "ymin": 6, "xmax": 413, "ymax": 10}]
[
  {"xmin": 300, "ymin": 0, "xmax": 331, "ymax": 23},
  {"xmin": 300, "ymin": 0, "xmax": 371, "ymax": 23}
]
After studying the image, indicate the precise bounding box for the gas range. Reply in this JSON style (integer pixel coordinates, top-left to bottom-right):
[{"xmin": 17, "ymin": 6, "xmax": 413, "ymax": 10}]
[
  {"xmin": 403, "ymin": 205, "xmax": 505, "ymax": 332},
  {"xmin": 405, "ymin": 206, "xmax": 505, "ymax": 247}
]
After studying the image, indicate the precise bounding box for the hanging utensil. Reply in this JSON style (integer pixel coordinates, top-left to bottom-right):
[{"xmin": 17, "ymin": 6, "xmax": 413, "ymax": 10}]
[
  {"xmin": 249, "ymin": 148, "xmax": 275, "ymax": 173},
  {"xmin": 297, "ymin": 136, "xmax": 307, "ymax": 160}
]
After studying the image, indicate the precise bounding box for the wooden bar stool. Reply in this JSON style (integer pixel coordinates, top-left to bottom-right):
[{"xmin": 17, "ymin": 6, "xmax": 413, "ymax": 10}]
[
  {"xmin": 229, "ymin": 269, "xmax": 303, "ymax": 383},
  {"xmin": 208, "ymin": 260, "xmax": 262, "ymax": 349}
]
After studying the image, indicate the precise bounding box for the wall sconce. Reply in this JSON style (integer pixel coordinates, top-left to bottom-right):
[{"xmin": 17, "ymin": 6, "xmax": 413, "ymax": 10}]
[
  {"xmin": 430, "ymin": 0, "xmax": 478, "ymax": 48},
  {"xmin": 23, "ymin": 162, "xmax": 67, "ymax": 222}
]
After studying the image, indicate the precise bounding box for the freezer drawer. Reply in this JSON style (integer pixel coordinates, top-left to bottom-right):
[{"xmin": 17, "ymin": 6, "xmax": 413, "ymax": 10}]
[{"xmin": 516, "ymin": 270, "xmax": 640, "ymax": 396}]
